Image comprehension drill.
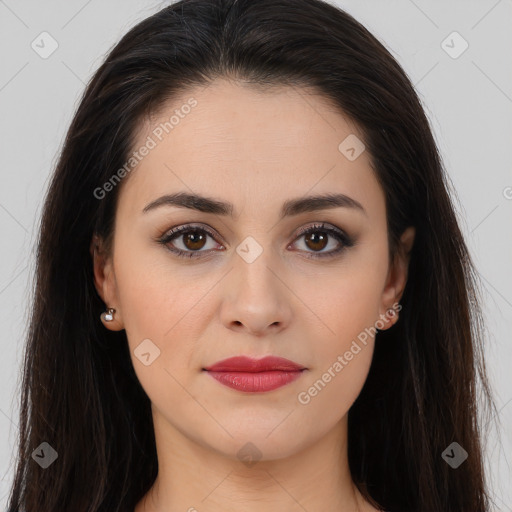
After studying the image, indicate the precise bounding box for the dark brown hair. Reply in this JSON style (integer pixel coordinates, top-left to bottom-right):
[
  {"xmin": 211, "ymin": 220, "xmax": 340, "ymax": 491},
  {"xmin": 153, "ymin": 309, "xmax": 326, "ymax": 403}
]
[{"xmin": 6, "ymin": 0, "xmax": 498, "ymax": 510}]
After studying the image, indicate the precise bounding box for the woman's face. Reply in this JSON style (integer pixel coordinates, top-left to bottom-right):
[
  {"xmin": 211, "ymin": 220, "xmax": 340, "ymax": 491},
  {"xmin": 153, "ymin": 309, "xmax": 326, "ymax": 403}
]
[{"xmin": 93, "ymin": 78, "xmax": 413, "ymax": 461}]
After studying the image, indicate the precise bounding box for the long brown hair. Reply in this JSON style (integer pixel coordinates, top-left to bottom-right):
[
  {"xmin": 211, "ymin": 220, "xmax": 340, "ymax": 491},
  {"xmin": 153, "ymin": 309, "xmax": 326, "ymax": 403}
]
[{"xmin": 6, "ymin": 0, "xmax": 498, "ymax": 510}]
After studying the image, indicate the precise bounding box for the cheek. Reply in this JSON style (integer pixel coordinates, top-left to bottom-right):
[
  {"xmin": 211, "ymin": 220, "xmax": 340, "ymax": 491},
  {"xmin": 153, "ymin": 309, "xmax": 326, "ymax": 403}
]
[
  {"xmin": 293, "ymin": 252, "xmax": 388, "ymax": 413},
  {"xmin": 295, "ymin": 343, "xmax": 374, "ymax": 437},
  {"xmin": 111, "ymin": 246, "xmax": 203, "ymax": 377},
  {"xmin": 298, "ymin": 257, "xmax": 388, "ymax": 357},
  {"xmin": 295, "ymin": 288, "xmax": 378, "ymax": 424},
  {"xmin": 113, "ymin": 239, "xmax": 207, "ymax": 336},
  {"xmin": 114, "ymin": 259, "xmax": 208, "ymax": 406}
]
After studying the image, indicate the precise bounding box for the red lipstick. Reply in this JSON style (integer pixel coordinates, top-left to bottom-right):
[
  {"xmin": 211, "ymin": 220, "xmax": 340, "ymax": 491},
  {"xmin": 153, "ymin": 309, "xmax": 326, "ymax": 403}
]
[{"xmin": 203, "ymin": 356, "xmax": 306, "ymax": 393}]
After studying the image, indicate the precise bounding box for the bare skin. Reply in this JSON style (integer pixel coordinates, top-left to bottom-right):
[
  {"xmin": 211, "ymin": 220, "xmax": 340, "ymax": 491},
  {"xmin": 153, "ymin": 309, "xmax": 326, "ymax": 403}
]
[{"xmin": 92, "ymin": 78, "xmax": 414, "ymax": 512}]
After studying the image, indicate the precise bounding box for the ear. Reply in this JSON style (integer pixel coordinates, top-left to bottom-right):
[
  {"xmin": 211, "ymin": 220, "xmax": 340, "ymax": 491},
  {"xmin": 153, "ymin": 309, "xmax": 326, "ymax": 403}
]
[
  {"xmin": 90, "ymin": 234, "xmax": 124, "ymax": 331},
  {"xmin": 378, "ymin": 226, "xmax": 415, "ymax": 329}
]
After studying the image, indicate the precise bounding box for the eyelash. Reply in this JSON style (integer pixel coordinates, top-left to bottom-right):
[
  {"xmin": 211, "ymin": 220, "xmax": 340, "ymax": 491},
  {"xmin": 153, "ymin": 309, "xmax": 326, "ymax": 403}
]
[{"xmin": 157, "ymin": 222, "xmax": 354, "ymax": 260}]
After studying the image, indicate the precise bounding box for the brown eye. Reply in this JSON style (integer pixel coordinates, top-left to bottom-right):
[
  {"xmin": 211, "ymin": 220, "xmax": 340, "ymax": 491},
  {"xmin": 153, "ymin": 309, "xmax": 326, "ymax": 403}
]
[
  {"xmin": 291, "ymin": 223, "xmax": 354, "ymax": 259},
  {"xmin": 158, "ymin": 224, "xmax": 222, "ymax": 259},
  {"xmin": 181, "ymin": 230, "xmax": 207, "ymax": 251},
  {"xmin": 303, "ymin": 231, "xmax": 329, "ymax": 252}
]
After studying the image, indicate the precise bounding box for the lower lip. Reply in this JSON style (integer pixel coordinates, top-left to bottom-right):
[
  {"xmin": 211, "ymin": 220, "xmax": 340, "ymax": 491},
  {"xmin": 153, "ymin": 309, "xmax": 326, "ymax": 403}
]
[{"xmin": 205, "ymin": 370, "xmax": 304, "ymax": 392}]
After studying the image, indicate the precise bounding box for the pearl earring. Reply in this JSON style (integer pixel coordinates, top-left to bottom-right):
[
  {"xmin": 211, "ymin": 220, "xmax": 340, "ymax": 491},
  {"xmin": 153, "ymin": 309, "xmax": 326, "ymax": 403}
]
[
  {"xmin": 101, "ymin": 308, "xmax": 116, "ymax": 323},
  {"xmin": 387, "ymin": 305, "xmax": 400, "ymax": 323}
]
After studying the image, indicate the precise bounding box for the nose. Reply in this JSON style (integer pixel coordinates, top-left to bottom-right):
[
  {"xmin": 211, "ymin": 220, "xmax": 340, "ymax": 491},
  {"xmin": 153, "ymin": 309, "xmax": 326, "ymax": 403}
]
[{"xmin": 219, "ymin": 247, "xmax": 292, "ymax": 337}]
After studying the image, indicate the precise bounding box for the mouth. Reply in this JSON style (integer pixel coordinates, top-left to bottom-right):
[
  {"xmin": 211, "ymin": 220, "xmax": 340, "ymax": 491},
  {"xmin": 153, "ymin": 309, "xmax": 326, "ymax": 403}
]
[{"xmin": 202, "ymin": 355, "xmax": 307, "ymax": 393}]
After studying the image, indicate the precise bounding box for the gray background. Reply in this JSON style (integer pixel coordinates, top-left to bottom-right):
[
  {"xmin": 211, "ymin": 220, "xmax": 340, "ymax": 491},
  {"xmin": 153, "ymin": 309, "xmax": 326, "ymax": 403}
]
[{"xmin": 0, "ymin": 0, "xmax": 511, "ymax": 509}]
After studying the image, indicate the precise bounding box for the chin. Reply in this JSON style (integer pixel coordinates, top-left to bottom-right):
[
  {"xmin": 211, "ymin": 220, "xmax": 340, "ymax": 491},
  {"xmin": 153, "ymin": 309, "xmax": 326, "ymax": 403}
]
[{"xmin": 203, "ymin": 426, "xmax": 310, "ymax": 463}]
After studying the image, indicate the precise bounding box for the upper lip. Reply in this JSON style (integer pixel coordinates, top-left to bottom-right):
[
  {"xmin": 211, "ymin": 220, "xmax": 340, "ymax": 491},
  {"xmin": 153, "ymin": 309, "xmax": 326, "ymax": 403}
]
[{"xmin": 203, "ymin": 356, "xmax": 306, "ymax": 372}]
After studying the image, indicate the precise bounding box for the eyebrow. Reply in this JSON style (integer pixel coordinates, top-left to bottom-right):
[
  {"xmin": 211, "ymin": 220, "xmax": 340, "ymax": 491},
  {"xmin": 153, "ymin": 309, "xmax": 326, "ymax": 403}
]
[{"xmin": 142, "ymin": 191, "xmax": 367, "ymax": 219}]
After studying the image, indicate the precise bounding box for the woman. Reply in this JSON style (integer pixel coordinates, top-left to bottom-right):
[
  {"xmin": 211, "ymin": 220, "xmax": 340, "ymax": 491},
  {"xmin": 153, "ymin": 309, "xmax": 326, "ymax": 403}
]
[{"xmin": 6, "ymin": 0, "xmax": 497, "ymax": 511}]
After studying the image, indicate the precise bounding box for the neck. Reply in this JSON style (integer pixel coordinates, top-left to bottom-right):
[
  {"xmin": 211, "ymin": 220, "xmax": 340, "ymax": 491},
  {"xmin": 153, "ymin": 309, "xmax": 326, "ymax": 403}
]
[{"xmin": 135, "ymin": 409, "xmax": 374, "ymax": 512}]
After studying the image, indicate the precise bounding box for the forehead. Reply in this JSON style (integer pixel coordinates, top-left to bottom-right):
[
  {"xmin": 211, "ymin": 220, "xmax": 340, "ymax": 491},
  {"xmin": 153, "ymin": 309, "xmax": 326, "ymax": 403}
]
[{"xmin": 120, "ymin": 78, "xmax": 384, "ymax": 221}]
